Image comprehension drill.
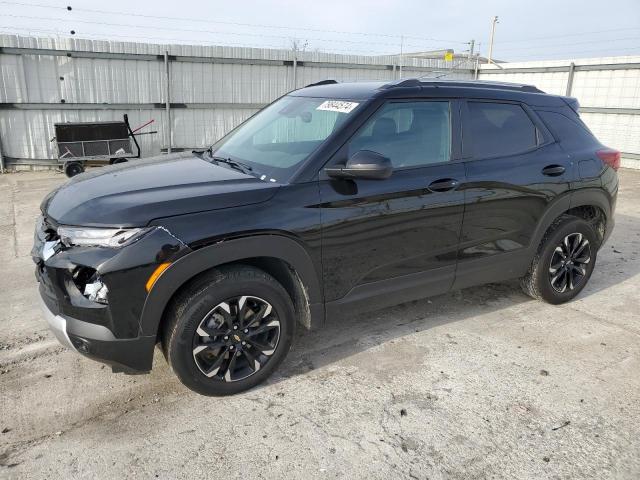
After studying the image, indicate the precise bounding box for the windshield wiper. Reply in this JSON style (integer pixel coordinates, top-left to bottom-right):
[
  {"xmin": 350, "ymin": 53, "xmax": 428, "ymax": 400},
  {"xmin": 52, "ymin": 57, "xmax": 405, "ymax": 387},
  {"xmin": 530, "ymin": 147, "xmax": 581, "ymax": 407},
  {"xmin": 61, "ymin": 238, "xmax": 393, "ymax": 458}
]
[
  {"xmin": 193, "ymin": 147, "xmax": 259, "ymax": 177},
  {"xmin": 209, "ymin": 154, "xmax": 253, "ymax": 175}
]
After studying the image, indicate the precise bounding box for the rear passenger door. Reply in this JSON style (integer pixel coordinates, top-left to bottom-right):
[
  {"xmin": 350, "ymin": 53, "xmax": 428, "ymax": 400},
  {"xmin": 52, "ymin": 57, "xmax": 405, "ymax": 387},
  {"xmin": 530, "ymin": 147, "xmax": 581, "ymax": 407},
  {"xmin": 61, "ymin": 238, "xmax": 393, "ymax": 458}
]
[{"xmin": 455, "ymin": 100, "xmax": 572, "ymax": 290}]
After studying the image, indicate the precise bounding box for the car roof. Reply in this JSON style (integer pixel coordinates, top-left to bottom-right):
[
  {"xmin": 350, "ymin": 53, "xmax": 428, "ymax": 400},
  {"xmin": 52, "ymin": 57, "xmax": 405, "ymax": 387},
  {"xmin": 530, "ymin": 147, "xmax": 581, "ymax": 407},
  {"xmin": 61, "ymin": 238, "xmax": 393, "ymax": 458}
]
[
  {"xmin": 291, "ymin": 81, "xmax": 389, "ymax": 100},
  {"xmin": 290, "ymin": 78, "xmax": 568, "ymax": 107}
]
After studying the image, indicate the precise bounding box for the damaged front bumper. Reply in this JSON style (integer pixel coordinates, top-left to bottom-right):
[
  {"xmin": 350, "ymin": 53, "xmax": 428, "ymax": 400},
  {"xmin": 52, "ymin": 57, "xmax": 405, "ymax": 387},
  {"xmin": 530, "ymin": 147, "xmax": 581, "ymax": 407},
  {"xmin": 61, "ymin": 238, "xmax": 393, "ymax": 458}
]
[
  {"xmin": 33, "ymin": 217, "xmax": 191, "ymax": 373},
  {"xmin": 38, "ymin": 289, "xmax": 157, "ymax": 373},
  {"xmin": 39, "ymin": 294, "xmax": 75, "ymax": 351}
]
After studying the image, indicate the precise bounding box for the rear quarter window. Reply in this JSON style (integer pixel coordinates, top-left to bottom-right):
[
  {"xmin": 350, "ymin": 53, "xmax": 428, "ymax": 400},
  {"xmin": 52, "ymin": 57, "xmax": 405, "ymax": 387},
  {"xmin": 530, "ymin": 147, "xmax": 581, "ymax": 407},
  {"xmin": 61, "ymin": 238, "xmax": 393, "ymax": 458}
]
[{"xmin": 537, "ymin": 110, "xmax": 600, "ymax": 151}]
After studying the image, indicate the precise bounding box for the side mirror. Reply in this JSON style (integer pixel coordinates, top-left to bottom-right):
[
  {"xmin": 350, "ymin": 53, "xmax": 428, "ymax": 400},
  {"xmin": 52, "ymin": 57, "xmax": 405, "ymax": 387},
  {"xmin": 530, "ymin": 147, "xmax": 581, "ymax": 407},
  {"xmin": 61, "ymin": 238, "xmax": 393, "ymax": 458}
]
[{"xmin": 325, "ymin": 150, "xmax": 393, "ymax": 180}]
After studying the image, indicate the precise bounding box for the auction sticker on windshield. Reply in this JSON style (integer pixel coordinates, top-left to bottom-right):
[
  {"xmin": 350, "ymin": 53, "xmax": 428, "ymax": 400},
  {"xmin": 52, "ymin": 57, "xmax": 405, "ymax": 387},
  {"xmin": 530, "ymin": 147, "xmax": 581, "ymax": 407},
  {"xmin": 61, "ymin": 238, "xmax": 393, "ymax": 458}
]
[{"xmin": 316, "ymin": 100, "xmax": 360, "ymax": 114}]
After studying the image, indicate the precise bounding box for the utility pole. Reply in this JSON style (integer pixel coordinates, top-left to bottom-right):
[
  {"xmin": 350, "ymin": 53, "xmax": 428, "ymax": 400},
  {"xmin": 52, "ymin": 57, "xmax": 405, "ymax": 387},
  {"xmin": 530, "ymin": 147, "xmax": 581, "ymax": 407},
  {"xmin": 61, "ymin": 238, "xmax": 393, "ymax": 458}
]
[
  {"xmin": 487, "ymin": 16, "xmax": 498, "ymax": 64},
  {"xmin": 468, "ymin": 39, "xmax": 475, "ymax": 70}
]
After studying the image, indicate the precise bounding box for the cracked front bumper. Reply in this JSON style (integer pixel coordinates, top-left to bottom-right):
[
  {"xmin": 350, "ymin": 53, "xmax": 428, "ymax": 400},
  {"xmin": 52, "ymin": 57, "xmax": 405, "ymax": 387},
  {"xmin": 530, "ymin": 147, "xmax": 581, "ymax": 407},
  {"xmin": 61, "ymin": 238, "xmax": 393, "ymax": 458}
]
[
  {"xmin": 39, "ymin": 295, "xmax": 76, "ymax": 351},
  {"xmin": 33, "ymin": 217, "xmax": 192, "ymax": 373},
  {"xmin": 39, "ymin": 285, "xmax": 157, "ymax": 373}
]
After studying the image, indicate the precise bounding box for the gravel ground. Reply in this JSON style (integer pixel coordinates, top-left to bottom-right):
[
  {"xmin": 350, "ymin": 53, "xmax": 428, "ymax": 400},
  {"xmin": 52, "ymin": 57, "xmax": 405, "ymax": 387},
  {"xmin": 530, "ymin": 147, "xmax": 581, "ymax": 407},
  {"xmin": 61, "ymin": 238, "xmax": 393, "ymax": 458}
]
[{"xmin": 1, "ymin": 168, "xmax": 639, "ymax": 479}]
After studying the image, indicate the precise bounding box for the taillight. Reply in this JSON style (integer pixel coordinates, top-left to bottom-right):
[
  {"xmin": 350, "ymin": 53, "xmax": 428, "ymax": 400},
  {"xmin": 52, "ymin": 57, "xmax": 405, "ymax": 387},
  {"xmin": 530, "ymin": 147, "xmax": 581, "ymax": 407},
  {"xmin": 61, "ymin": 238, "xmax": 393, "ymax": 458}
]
[{"xmin": 596, "ymin": 148, "xmax": 621, "ymax": 171}]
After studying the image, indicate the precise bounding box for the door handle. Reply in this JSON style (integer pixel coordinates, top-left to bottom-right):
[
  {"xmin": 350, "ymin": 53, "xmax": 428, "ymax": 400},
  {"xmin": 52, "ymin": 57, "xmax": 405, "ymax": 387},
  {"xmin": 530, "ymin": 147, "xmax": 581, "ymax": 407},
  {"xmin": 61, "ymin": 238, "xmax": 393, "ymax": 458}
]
[
  {"xmin": 427, "ymin": 178, "xmax": 459, "ymax": 192},
  {"xmin": 542, "ymin": 165, "xmax": 566, "ymax": 176}
]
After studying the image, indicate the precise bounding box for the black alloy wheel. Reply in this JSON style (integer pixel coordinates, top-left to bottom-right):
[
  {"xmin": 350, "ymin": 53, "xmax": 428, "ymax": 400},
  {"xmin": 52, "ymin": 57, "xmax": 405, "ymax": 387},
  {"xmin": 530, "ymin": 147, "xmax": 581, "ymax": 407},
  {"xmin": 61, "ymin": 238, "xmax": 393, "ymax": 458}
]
[
  {"xmin": 192, "ymin": 296, "xmax": 281, "ymax": 382},
  {"xmin": 162, "ymin": 266, "xmax": 295, "ymax": 396},
  {"xmin": 521, "ymin": 215, "xmax": 598, "ymax": 304},
  {"xmin": 548, "ymin": 233, "xmax": 591, "ymax": 293}
]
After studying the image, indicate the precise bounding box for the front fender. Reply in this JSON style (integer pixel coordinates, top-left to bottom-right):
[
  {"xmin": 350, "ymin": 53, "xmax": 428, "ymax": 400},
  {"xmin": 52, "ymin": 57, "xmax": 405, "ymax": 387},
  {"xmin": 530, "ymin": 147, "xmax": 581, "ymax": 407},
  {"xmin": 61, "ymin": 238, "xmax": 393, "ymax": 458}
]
[{"xmin": 138, "ymin": 234, "xmax": 323, "ymax": 337}]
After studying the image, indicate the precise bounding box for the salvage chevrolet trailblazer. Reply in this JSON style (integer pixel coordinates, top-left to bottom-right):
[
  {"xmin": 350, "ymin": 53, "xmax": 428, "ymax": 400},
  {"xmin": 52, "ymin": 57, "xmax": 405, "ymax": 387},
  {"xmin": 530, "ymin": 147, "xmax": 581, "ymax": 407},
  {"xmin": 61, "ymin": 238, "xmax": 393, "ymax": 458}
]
[{"xmin": 33, "ymin": 79, "xmax": 618, "ymax": 395}]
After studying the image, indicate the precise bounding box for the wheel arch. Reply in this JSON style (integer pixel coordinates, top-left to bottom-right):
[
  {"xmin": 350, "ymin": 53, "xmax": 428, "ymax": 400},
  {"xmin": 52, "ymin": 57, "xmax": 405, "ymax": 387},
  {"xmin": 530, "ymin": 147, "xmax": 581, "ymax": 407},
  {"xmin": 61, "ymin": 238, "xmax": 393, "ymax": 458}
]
[
  {"xmin": 139, "ymin": 235, "xmax": 324, "ymax": 338},
  {"xmin": 530, "ymin": 188, "xmax": 612, "ymax": 254}
]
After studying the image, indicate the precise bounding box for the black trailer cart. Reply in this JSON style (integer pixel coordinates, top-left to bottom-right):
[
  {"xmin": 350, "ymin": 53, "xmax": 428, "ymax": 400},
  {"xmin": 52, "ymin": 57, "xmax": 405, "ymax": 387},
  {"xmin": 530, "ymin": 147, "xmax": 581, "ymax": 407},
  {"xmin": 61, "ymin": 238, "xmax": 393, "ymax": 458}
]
[{"xmin": 54, "ymin": 114, "xmax": 151, "ymax": 177}]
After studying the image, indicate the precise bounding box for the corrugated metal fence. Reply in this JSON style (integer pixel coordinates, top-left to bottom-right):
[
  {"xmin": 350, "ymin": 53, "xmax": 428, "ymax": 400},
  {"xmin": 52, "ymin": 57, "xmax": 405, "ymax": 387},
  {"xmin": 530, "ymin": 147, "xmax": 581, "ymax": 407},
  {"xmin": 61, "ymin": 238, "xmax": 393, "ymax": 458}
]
[
  {"xmin": 0, "ymin": 34, "xmax": 474, "ymax": 169},
  {"xmin": 3, "ymin": 34, "xmax": 639, "ymax": 171},
  {"xmin": 478, "ymin": 57, "xmax": 640, "ymax": 168}
]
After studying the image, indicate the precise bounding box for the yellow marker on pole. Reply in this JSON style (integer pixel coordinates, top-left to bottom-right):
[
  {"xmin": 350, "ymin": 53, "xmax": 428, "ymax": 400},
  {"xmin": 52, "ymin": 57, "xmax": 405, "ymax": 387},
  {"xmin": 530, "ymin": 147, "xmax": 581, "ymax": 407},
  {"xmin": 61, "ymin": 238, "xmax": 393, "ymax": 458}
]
[{"xmin": 444, "ymin": 51, "xmax": 454, "ymax": 62}]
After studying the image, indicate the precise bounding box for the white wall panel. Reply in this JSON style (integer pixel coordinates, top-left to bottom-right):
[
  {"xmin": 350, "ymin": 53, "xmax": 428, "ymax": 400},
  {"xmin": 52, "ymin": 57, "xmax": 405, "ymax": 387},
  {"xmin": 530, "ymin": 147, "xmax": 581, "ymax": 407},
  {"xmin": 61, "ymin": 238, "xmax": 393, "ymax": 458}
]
[
  {"xmin": 581, "ymin": 112, "xmax": 640, "ymax": 154},
  {"xmin": 0, "ymin": 33, "xmax": 474, "ymax": 165},
  {"xmin": 479, "ymin": 57, "xmax": 640, "ymax": 167}
]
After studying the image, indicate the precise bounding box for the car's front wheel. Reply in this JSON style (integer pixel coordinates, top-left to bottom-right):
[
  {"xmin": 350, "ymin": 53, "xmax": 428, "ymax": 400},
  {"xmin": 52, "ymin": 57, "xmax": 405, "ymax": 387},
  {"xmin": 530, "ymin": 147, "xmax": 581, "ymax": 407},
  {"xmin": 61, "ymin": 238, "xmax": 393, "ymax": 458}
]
[
  {"xmin": 521, "ymin": 215, "xmax": 598, "ymax": 304},
  {"xmin": 162, "ymin": 266, "xmax": 295, "ymax": 396}
]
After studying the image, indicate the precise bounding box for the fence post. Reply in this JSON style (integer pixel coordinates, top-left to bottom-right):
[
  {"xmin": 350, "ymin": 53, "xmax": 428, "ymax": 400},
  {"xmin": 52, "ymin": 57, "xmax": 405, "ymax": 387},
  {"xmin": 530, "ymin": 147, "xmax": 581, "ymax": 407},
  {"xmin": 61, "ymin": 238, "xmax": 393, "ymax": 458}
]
[
  {"xmin": 293, "ymin": 56, "xmax": 297, "ymax": 90},
  {"xmin": 398, "ymin": 35, "xmax": 404, "ymax": 79},
  {"xmin": 0, "ymin": 130, "xmax": 5, "ymax": 174},
  {"xmin": 474, "ymin": 53, "xmax": 480, "ymax": 80},
  {"xmin": 164, "ymin": 51, "xmax": 172, "ymax": 154},
  {"xmin": 565, "ymin": 62, "xmax": 576, "ymax": 97}
]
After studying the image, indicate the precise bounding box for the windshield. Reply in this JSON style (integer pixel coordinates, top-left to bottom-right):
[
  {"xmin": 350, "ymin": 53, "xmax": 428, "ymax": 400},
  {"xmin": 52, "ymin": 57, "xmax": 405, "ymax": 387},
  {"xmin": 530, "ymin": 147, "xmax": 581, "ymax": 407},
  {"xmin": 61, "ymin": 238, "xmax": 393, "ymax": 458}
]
[{"xmin": 211, "ymin": 95, "xmax": 362, "ymax": 182}]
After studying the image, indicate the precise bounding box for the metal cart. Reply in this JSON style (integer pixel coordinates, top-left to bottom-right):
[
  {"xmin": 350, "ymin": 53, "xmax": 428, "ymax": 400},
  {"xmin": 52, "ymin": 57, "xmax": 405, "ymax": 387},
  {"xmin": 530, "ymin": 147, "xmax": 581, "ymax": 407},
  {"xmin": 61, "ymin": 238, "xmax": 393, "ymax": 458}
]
[{"xmin": 54, "ymin": 114, "xmax": 154, "ymax": 177}]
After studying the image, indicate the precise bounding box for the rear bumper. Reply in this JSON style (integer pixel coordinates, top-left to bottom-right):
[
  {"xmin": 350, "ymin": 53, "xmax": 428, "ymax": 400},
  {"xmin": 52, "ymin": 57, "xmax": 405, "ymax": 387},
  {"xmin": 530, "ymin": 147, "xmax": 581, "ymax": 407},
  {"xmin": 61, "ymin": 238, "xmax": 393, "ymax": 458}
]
[{"xmin": 39, "ymin": 287, "xmax": 156, "ymax": 373}]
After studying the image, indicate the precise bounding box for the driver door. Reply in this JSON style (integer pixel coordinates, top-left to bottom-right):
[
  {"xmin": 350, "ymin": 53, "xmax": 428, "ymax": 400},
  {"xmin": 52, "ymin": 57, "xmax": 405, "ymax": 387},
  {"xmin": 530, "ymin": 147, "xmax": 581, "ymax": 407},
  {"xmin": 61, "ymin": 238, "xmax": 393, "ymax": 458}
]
[{"xmin": 319, "ymin": 99, "xmax": 466, "ymax": 315}]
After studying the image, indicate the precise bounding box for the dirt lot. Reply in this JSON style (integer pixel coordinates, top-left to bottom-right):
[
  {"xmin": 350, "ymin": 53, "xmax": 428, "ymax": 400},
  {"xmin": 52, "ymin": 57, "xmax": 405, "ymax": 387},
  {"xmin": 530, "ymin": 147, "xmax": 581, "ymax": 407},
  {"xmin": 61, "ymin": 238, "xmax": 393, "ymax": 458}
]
[{"xmin": 0, "ymin": 168, "xmax": 639, "ymax": 479}]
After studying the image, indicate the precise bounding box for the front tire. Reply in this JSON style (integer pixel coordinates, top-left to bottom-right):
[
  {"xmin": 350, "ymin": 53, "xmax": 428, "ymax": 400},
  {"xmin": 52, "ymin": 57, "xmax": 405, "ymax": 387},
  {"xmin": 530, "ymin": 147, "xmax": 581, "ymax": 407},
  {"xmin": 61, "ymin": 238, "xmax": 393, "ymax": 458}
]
[
  {"xmin": 162, "ymin": 265, "xmax": 295, "ymax": 396},
  {"xmin": 521, "ymin": 215, "xmax": 598, "ymax": 304}
]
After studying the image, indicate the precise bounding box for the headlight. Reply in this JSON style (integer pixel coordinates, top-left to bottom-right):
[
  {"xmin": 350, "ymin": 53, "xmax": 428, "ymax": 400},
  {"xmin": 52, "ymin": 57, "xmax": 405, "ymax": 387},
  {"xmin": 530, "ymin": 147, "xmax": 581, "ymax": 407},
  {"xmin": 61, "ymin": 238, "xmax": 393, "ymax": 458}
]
[
  {"xmin": 83, "ymin": 276, "xmax": 109, "ymax": 304},
  {"xmin": 57, "ymin": 226, "xmax": 149, "ymax": 248}
]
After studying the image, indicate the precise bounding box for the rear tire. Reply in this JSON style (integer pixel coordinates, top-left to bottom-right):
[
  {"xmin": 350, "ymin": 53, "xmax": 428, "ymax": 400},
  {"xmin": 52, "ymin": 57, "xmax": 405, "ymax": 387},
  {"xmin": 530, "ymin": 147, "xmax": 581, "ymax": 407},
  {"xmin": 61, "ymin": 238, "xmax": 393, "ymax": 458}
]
[
  {"xmin": 162, "ymin": 265, "xmax": 295, "ymax": 396},
  {"xmin": 521, "ymin": 215, "xmax": 598, "ymax": 304}
]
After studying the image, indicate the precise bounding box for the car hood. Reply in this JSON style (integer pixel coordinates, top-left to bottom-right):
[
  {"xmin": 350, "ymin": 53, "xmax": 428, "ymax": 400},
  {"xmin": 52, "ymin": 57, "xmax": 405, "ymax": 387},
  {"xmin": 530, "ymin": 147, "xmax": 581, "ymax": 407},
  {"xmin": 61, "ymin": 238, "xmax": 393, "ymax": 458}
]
[{"xmin": 42, "ymin": 153, "xmax": 280, "ymax": 227}]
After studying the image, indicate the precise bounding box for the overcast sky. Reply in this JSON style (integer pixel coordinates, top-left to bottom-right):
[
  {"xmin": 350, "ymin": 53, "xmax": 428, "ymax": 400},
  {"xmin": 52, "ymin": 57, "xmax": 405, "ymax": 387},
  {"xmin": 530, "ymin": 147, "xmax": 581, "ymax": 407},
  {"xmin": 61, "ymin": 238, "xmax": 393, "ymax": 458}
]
[{"xmin": 1, "ymin": 0, "xmax": 639, "ymax": 61}]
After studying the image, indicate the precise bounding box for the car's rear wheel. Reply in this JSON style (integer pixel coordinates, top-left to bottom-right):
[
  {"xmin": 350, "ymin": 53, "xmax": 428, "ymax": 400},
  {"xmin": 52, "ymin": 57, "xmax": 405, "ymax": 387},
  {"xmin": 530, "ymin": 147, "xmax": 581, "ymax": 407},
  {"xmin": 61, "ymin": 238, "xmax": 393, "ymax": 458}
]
[
  {"xmin": 521, "ymin": 215, "xmax": 598, "ymax": 304},
  {"xmin": 162, "ymin": 265, "xmax": 295, "ymax": 396}
]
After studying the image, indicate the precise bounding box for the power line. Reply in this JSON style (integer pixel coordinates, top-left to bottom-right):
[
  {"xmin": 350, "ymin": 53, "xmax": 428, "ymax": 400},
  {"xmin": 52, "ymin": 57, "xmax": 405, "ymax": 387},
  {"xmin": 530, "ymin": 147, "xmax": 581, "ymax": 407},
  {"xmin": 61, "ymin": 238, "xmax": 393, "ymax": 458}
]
[
  {"xmin": 497, "ymin": 36, "xmax": 640, "ymax": 54},
  {"xmin": 504, "ymin": 45, "xmax": 640, "ymax": 60},
  {"xmin": 0, "ymin": 12, "xmax": 460, "ymax": 53},
  {"xmin": 2, "ymin": 1, "xmax": 637, "ymax": 59},
  {"xmin": 0, "ymin": 27, "xmax": 404, "ymax": 55},
  {"xmin": 0, "ymin": 0, "xmax": 469, "ymax": 45},
  {"xmin": 496, "ymin": 27, "xmax": 640, "ymax": 44}
]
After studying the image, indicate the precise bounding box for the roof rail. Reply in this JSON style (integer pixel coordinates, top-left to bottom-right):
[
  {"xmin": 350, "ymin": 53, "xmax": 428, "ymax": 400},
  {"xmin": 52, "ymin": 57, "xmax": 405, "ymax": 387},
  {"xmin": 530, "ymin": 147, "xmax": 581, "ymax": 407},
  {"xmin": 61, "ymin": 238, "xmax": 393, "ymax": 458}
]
[
  {"xmin": 305, "ymin": 79, "xmax": 339, "ymax": 88},
  {"xmin": 380, "ymin": 78, "xmax": 543, "ymax": 93},
  {"xmin": 379, "ymin": 78, "xmax": 422, "ymax": 89}
]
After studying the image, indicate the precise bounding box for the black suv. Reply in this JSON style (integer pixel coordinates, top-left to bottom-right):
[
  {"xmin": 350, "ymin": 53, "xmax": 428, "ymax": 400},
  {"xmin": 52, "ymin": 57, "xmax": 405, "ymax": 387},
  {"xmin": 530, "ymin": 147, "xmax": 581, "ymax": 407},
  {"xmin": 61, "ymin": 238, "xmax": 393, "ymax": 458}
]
[{"xmin": 33, "ymin": 79, "xmax": 619, "ymax": 395}]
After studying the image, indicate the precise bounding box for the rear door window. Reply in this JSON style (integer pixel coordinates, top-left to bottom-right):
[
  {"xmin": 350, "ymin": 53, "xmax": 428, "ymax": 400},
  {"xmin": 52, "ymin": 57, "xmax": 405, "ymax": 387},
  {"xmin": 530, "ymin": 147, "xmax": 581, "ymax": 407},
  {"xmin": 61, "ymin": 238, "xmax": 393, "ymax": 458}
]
[{"xmin": 467, "ymin": 102, "xmax": 537, "ymax": 158}]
